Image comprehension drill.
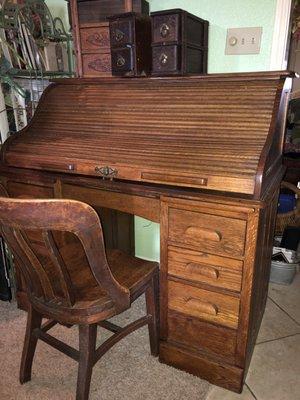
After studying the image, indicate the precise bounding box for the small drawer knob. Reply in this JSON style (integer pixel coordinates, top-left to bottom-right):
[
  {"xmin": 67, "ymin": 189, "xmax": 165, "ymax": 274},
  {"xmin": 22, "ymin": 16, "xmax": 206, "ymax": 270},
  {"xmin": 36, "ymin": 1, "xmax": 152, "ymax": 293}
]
[
  {"xmin": 116, "ymin": 56, "xmax": 126, "ymax": 67},
  {"xmin": 160, "ymin": 23, "xmax": 170, "ymax": 38},
  {"xmin": 159, "ymin": 53, "xmax": 168, "ymax": 65}
]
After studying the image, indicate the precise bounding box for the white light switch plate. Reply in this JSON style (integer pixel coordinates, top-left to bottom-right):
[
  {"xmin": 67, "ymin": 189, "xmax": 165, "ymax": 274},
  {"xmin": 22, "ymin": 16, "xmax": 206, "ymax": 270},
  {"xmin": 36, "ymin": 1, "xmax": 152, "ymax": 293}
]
[{"xmin": 225, "ymin": 27, "xmax": 263, "ymax": 55}]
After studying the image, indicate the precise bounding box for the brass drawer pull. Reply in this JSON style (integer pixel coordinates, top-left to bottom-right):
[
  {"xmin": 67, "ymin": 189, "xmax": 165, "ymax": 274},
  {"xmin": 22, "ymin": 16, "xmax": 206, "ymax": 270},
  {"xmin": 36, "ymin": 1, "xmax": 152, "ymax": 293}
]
[
  {"xmin": 115, "ymin": 29, "xmax": 125, "ymax": 42},
  {"xmin": 186, "ymin": 263, "xmax": 219, "ymax": 280},
  {"xmin": 95, "ymin": 166, "xmax": 118, "ymax": 180},
  {"xmin": 160, "ymin": 23, "xmax": 170, "ymax": 38},
  {"xmin": 185, "ymin": 226, "xmax": 222, "ymax": 242},
  {"xmin": 159, "ymin": 53, "xmax": 168, "ymax": 65},
  {"xmin": 186, "ymin": 298, "xmax": 218, "ymax": 316},
  {"xmin": 116, "ymin": 56, "xmax": 126, "ymax": 67}
]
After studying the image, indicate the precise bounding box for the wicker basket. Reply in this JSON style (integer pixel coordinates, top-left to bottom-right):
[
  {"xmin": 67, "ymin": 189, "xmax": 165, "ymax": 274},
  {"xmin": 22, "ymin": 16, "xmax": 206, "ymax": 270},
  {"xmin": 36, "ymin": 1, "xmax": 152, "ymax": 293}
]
[{"xmin": 275, "ymin": 181, "xmax": 300, "ymax": 236}]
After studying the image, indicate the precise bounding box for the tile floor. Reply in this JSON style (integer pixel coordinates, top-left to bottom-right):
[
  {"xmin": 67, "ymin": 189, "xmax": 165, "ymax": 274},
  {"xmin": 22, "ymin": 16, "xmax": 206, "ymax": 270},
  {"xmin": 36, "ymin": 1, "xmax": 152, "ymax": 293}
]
[{"xmin": 206, "ymin": 273, "xmax": 300, "ymax": 400}]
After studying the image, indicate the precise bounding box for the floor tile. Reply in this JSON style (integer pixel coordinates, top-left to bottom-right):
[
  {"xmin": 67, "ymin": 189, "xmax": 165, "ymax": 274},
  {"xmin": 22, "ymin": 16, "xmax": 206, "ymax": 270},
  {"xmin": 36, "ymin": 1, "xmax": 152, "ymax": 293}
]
[
  {"xmin": 268, "ymin": 273, "xmax": 300, "ymax": 324},
  {"xmin": 246, "ymin": 334, "xmax": 300, "ymax": 400},
  {"xmin": 256, "ymin": 298, "xmax": 300, "ymax": 343},
  {"xmin": 206, "ymin": 384, "xmax": 255, "ymax": 400}
]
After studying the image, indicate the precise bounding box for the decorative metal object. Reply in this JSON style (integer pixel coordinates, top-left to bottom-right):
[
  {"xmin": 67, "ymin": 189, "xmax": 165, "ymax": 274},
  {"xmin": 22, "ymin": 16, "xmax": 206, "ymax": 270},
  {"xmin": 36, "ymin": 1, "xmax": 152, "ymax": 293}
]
[{"xmin": 95, "ymin": 166, "xmax": 118, "ymax": 180}]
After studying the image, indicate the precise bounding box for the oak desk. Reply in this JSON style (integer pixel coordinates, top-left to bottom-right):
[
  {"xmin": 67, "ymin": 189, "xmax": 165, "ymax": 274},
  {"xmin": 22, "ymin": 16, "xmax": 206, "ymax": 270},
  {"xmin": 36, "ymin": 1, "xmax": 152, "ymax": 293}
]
[{"xmin": 0, "ymin": 72, "xmax": 291, "ymax": 392}]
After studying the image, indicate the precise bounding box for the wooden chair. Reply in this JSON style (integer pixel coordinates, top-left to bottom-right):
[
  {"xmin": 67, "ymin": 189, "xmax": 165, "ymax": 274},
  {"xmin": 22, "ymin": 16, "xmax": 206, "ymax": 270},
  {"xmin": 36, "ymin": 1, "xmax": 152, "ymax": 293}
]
[{"xmin": 0, "ymin": 197, "xmax": 159, "ymax": 400}]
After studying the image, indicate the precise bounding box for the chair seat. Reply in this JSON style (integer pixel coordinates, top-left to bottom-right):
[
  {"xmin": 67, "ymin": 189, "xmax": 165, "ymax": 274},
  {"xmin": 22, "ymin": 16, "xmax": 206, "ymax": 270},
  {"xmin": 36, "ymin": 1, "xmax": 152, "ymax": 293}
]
[{"xmin": 31, "ymin": 240, "xmax": 158, "ymax": 324}]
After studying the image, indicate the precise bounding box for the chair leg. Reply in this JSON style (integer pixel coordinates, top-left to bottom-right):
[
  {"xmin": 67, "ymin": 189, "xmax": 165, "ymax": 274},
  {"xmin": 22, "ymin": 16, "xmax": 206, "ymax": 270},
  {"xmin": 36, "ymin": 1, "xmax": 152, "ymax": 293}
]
[
  {"xmin": 19, "ymin": 305, "xmax": 42, "ymax": 384},
  {"xmin": 76, "ymin": 324, "xmax": 97, "ymax": 400},
  {"xmin": 145, "ymin": 272, "xmax": 160, "ymax": 356}
]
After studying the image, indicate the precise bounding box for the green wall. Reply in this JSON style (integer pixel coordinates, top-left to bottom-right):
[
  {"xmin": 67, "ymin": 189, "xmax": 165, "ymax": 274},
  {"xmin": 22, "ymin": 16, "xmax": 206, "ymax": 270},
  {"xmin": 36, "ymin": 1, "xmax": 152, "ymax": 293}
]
[{"xmin": 45, "ymin": 0, "xmax": 70, "ymax": 29}]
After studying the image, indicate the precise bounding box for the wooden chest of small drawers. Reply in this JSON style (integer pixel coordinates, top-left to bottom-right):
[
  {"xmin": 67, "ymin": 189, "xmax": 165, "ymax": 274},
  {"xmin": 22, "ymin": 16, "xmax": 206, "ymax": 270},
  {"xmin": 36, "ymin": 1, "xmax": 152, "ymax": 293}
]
[
  {"xmin": 151, "ymin": 9, "xmax": 209, "ymax": 76},
  {"xmin": 109, "ymin": 12, "xmax": 152, "ymax": 77},
  {"xmin": 79, "ymin": 22, "xmax": 112, "ymax": 77},
  {"xmin": 71, "ymin": 0, "xmax": 150, "ymax": 77}
]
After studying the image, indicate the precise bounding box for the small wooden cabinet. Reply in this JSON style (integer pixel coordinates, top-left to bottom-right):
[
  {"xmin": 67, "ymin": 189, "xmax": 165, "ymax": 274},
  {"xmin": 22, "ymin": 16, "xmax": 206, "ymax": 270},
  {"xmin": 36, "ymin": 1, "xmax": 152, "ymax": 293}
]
[
  {"xmin": 151, "ymin": 9, "xmax": 208, "ymax": 76},
  {"xmin": 109, "ymin": 12, "xmax": 151, "ymax": 76}
]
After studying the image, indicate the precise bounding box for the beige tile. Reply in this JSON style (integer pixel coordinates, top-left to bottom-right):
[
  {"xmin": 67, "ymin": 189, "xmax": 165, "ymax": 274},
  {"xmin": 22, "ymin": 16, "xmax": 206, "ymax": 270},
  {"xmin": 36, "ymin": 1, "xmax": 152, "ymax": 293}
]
[
  {"xmin": 206, "ymin": 385, "xmax": 254, "ymax": 400},
  {"xmin": 246, "ymin": 334, "xmax": 300, "ymax": 400},
  {"xmin": 257, "ymin": 298, "xmax": 300, "ymax": 343},
  {"xmin": 268, "ymin": 273, "xmax": 300, "ymax": 324}
]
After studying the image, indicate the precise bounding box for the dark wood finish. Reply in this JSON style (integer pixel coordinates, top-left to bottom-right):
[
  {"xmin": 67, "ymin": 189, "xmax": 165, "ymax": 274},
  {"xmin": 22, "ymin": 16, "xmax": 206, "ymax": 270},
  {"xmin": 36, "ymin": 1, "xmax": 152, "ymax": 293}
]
[
  {"xmin": 0, "ymin": 197, "xmax": 159, "ymax": 400},
  {"xmin": 151, "ymin": 9, "xmax": 209, "ymax": 76},
  {"xmin": 0, "ymin": 71, "xmax": 292, "ymax": 393},
  {"xmin": 77, "ymin": 0, "xmax": 149, "ymax": 24},
  {"xmin": 109, "ymin": 12, "xmax": 152, "ymax": 77}
]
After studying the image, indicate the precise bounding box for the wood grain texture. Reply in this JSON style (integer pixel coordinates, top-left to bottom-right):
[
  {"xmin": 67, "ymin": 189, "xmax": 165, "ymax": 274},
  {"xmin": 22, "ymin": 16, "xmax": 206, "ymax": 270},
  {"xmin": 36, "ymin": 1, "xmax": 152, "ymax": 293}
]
[
  {"xmin": 0, "ymin": 197, "xmax": 159, "ymax": 400},
  {"xmin": 159, "ymin": 341, "xmax": 244, "ymax": 393},
  {"xmin": 168, "ymin": 246, "xmax": 243, "ymax": 292},
  {"xmin": 77, "ymin": 0, "xmax": 149, "ymax": 24},
  {"xmin": 168, "ymin": 310, "xmax": 237, "ymax": 363},
  {"xmin": 0, "ymin": 71, "xmax": 291, "ymax": 394},
  {"xmin": 80, "ymin": 24, "xmax": 111, "ymax": 53},
  {"xmin": 0, "ymin": 72, "xmax": 290, "ymax": 196},
  {"xmin": 168, "ymin": 280, "xmax": 240, "ymax": 329},
  {"xmin": 168, "ymin": 207, "xmax": 247, "ymax": 257},
  {"xmin": 62, "ymin": 182, "xmax": 160, "ymax": 222}
]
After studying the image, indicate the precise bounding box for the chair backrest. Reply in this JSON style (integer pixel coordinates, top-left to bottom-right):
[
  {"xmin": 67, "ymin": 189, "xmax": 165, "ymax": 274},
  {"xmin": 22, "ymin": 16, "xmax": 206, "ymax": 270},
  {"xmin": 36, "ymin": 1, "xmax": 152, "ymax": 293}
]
[{"xmin": 0, "ymin": 197, "xmax": 130, "ymax": 310}]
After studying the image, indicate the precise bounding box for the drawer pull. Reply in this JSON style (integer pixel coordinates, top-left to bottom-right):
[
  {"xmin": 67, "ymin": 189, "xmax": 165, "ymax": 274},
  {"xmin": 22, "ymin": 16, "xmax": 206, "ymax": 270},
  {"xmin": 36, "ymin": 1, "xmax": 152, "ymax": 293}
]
[
  {"xmin": 116, "ymin": 56, "xmax": 126, "ymax": 67},
  {"xmin": 160, "ymin": 23, "xmax": 170, "ymax": 38},
  {"xmin": 185, "ymin": 226, "xmax": 222, "ymax": 242},
  {"xmin": 186, "ymin": 298, "xmax": 218, "ymax": 316},
  {"xmin": 115, "ymin": 29, "xmax": 125, "ymax": 42},
  {"xmin": 159, "ymin": 53, "xmax": 168, "ymax": 65},
  {"xmin": 186, "ymin": 263, "xmax": 219, "ymax": 280}
]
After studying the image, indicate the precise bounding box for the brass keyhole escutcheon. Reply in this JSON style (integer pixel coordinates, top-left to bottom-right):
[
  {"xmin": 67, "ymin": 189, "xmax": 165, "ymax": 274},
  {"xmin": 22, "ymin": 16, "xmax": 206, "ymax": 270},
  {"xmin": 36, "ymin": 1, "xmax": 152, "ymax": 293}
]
[
  {"xmin": 160, "ymin": 23, "xmax": 170, "ymax": 38},
  {"xmin": 95, "ymin": 166, "xmax": 118, "ymax": 180},
  {"xmin": 115, "ymin": 29, "xmax": 125, "ymax": 42},
  {"xmin": 159, "ymin": 53, "xmax": 168, "ymax": 65},
  {"xmin": 116, "ymin": 56, "xmax": 126, "ymax": 67}
]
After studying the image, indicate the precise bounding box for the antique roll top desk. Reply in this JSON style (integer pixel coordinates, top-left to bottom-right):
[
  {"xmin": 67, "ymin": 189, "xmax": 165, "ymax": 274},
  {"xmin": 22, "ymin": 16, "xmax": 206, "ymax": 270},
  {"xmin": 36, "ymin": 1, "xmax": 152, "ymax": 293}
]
[{"xmin": 0, "ymin": 71, "xmax": 291, "ymax": 392}]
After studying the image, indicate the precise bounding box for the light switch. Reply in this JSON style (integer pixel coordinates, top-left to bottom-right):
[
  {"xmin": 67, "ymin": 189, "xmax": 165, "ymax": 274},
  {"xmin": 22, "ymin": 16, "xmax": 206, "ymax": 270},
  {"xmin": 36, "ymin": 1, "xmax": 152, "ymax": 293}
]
[{"xmin": 225, "ymin": 27, "xmax": 263, "ymax": 55}]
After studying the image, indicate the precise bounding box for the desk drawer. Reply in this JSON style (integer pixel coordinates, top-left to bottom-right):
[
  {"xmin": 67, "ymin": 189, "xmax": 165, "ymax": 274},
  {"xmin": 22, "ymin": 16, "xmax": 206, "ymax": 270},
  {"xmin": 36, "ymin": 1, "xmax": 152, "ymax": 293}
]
[
  {"xmin": 82, "ymin": 53, "xmax": 112, "ymax": 77},
  {"xmin": 168, "ymin": 280, "xmax": 240, "ymax": 329},
  {"xmin": 168, "ymin": 208, "xmax": 246, "ymax": 257},
  {"xmin": 80, "ymin": 26, "xmax": 110, "ymax": 53},
  {"xmin": 7, "ymin": 181, "xmax": 53, "ymax": 199},
  {"xmin": 168, "ymin": 311, "xmax": 237, "ymax": 363},
  {"xmin": 168, "ymin": 246, "xmax": 243, "ymax": 292},
  {"xmin": 152, "ymin": 13, "xmax": 180, "ymax": 44},
  {"xmin": 110, "ymin": 19, "xmax": 134, "ymax": 48}
]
